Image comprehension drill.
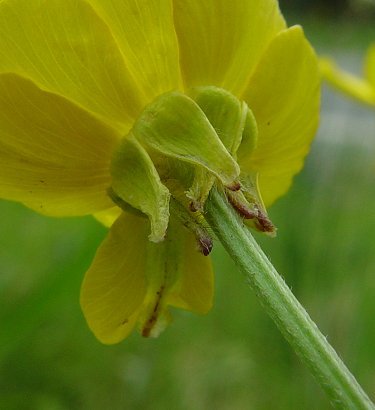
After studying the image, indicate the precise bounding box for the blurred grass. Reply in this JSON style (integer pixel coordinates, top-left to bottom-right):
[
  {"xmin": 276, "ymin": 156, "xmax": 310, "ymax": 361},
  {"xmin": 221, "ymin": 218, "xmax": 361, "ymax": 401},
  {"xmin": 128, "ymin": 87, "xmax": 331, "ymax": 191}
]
[{"xmin": 1, "ymin": 17, "xmax": 375, "ymax": 410}]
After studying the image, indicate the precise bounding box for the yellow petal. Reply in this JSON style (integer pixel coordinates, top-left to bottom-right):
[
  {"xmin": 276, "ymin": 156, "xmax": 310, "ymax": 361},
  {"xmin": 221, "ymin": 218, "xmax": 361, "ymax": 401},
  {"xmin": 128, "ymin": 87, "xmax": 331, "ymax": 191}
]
[
  {"xmin": 320, "ymin": 57, "xmax": 375, "ymax": 107},
  {"xmin": 173, "ymin": 0, "xmax": 286, "ymax": 95},
  {"xmin": 80, "ymin": 212, "xmax": 148, "ymax": 344},
  {"xmin": 0, "ymin": 73, "xmax": 119, "ymax": 216},
  {"xmin": 365, "ymin": 43, "xmax": 375, "ymax": 88},
  {"xmin": 0, "ymin": 0, "xmax": 144, "ymax": 131},
  {"xmin": 86, "ymin": 0, "xmax": 182, "ymax": 100},
  {"xmin": 167, "ymin": 226, "xmax": 214, "ymax": 314},
  {"xmin": 241, "ymin": 26, "xmax": 320, "ymax": 206}
]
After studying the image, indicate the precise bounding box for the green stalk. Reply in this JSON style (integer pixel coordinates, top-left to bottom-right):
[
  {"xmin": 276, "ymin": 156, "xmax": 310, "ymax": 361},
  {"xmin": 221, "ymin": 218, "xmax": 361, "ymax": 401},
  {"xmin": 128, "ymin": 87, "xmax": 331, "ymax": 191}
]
[{"xmin": 205, "ymin": 188, "xmax": 374, "ymax": 410}]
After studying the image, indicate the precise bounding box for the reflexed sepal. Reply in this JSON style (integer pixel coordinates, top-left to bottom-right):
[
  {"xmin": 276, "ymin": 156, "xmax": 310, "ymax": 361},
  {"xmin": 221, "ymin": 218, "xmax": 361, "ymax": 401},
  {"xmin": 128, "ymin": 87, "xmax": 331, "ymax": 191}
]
[
  {"xmin": 110, "ymin": 88, "xmax": 273, "ymax": 247},
  {"xmin": 185, "ymin": 86, "xmax": 252, "ymax": 210},
  {"xmin": 132, "ymin": 91, "xmax": 240, "ymax": 185},
  {"xmin": 139, "ymin": 218, "xmax": 214, "ymax": 337},
  {"xmin": 110, "ymin": 134, "xmax": 170, "ymax": 242},
  {"xmin": 169, "ymin": 197, "xmax": 213, "ymax": 256},
  {"xmin": 186, "ymin": 167, "xmax": 216, "ymax": 212},
  {"xmin": 191, "ymin": 86, "xmax": 247, "ymax": 156},
  {"xmin": 226, "ymin": 173, "xmax": 276, "ymax": 236},
  {"xmin": 237, "ymin": 108, "xmax": 259, "ymax": 166}
]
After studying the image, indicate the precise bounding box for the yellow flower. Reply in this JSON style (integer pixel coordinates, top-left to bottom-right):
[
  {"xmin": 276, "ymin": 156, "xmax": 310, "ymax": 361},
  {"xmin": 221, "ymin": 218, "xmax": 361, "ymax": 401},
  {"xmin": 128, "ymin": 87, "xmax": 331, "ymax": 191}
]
[
  {"xmin": 0, "ymin": 0, "xmax": 320, "ymax": 343},
  {"xmin": 320, "ymin": 43, "xmax": 375, "ymax": 108}
]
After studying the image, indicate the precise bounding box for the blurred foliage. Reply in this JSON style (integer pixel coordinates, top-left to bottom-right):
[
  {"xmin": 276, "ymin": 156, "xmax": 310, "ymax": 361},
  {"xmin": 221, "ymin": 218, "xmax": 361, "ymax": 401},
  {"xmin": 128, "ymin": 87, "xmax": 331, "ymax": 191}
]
[
  {"xmin": 280, "ymin": 0, "xmax": 375, "ymax": 18},
  {"xmin": 280, "ymin": 0, "xmax": 349, "ymax": 16},
  {"xmin": 1, "ymin": 14, "xmax": 375, "ymax": 410}
]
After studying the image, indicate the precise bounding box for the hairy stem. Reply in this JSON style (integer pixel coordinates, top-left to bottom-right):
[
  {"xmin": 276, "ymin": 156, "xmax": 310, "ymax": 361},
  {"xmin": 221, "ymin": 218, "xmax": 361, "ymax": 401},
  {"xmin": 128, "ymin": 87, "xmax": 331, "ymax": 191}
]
[{"xmin": 205, "ymin": 188, "xmax": 374, "ymax": 409}]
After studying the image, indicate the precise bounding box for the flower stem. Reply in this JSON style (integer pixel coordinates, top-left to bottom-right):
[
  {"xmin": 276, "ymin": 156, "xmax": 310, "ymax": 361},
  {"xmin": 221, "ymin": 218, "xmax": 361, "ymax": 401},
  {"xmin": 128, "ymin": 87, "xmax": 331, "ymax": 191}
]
[{"xmin": 205, "ymin": 188, "xmax": 374, "ymax": 410}]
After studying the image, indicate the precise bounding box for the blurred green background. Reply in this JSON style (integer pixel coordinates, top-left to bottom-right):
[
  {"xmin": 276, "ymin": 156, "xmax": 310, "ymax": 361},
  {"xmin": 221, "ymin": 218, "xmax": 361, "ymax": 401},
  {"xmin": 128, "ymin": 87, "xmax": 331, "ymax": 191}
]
[{"xmin": 1, "ymin": 4, "xmax": 375, "ymax": 410}]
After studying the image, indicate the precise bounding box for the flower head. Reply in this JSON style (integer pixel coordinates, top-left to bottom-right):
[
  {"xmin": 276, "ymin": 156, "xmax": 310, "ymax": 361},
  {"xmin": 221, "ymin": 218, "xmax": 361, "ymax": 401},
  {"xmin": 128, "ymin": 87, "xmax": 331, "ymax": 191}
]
[
  {"xmin": 320, "ymin": 43, "xmax": 375, "ymax": 108},
  {"xmin": 0, "ymin": 0, "xmax": 320, "ymax": 343}
]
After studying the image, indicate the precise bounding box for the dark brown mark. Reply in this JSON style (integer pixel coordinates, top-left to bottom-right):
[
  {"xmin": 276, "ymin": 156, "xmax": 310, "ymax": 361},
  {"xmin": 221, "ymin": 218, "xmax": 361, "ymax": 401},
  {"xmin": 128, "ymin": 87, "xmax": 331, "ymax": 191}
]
[
  {"xmin": 189, "ymin": 200, "xmax": 200, "ymax": 213},
  {"xmin": 198, "ymin": 236, "xmax": 213, "ymax": 256},
  {"xmin": 226, "ymin": 181, "xmax": 241, "ymax": 192},
  {"xmin": 255, "ymin": 209, "xmax": 275, "ymax": 233},
  {"xmin": 228, "ymin": 194, "xmax": 257, "ymax": 219},
  {"xmin": 142, "ymin": 285, "xmax": 165, "ymax": 337}
]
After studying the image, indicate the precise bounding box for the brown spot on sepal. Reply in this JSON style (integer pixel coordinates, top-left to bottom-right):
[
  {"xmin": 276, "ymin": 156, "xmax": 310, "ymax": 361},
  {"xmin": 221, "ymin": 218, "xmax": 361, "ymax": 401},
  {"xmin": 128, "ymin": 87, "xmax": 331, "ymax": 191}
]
[
  {"xmin": 197, "ymin": 234, "xmax": 213, "ymax": 256},
  {"xmin": 254, "ymin": 208, "xmax": 276, "ymax": 234},
  {"xmin": 225, "ymin": 180, "xmax": 241, "ymax": 192},
  {"xmin": 142, "ymin": 285, "xmax": 164, "ymax": 338},
  {"xmin": 227, "ymin": 191, "xmax": 257, "ymax": 220},
  {"xmin": 189, "ymin": 200, "xmax": 201, "ymax": 213},
  {"xmin": 226, "ymin": 189, "xmax": 276, "ymax": 236},
  {"xmin": 170, "ymin": 197, "xmax": 214, "ymax": 256}
]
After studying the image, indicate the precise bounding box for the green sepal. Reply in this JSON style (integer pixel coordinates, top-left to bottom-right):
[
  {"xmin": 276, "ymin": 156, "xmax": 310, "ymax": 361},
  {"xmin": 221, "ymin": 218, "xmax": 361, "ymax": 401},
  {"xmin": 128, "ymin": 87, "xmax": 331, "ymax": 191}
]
[
  {"xmin": 237, "ymin": 107, "xmax": 258, "ymax": 167},
  {"xmin": 139, "ymin": 217, "xmax": 181, "ymax": 338},
  {"xmin": 139, "ymin": 214, "xmax": 214, "ymax": 337},
  {"xmin": 186, "ymin": 167, "xmax": 216, "ymax": 212},
  {"xmin": 191, "ymin": 86, "xmax": 247, "ymax": 157},
  {"xmin": 185, "ymin": 87, "xmax": 246, "ymax": 209},
  {"xmin": 107, "ymin": 187, "xmax": 145, "ymax": 218},
  {"xmin": 132, "ymin": 91, "xmax": 240, "ymax": 186},
  {"xmin": 110, "ymin": 134, "xmax": 170, "ymax": 243},
  {"xmin": 240, "ymin": 173, "xmax": 276, "ymax": 236},
  {"xmin": 169, "ymin": 197, "xmax": 213, "ymax": 255}
]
